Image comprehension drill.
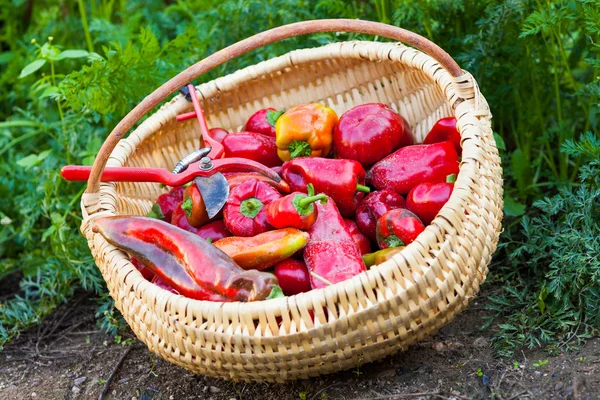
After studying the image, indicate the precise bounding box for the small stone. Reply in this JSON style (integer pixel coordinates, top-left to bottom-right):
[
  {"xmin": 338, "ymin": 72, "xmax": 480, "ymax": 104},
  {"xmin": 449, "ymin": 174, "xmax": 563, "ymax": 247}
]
[
  {"xmin": 72, "ymin": 386, "xmax": 81, "ymax": 394},
  {"xmin": 209, "ymin": 386, "xmax": 221, "ymax": 394},
  {"xmin": 534, "ymin": 371, "xmax": 541, "ymax": 376},
  {"xmin": 169, "ymin": 396, "xmax": 174, "ymax": 400},
  {"xmin": 432, "ymin": 342, "xmax": 446, "ymax": 352},
  {"xmin": 73, "ymin": 377, "xmax": 87, "ymax": 386},
  {"xmin": 229, "ymin": 398, "xmax": 236, "ymax": 400},
  {"xmin": 555, "ymin": 382, "xmax": 563, "ymax": 391},
  {"xmin": 31, "ymin": 393, "xmax": 37, "ymax": 398},
  {"xmin": 473, "ymin": 337, "xmax": 488, "ymax": 348}
]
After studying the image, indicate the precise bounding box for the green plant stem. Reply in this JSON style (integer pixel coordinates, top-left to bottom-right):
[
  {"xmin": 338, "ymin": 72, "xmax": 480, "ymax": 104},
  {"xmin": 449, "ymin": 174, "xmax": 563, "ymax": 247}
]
[
  {"xmin": 49, "ymin": 59, "xmax": 70, "ymax": 164},
  {"xmin": 77, "ymin": 0, "xmax": 94, "ymax": 53}
]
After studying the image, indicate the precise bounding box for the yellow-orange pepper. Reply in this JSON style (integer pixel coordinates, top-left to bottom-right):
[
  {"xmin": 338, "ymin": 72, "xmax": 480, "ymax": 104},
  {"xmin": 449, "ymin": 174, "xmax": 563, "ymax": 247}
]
[
  {"xmin": 213, "ymin": 228, "xmax": 309, "ymax": 271},
  {"xmin": 275, "ymin": 103, "xmax": 338, "ymax": 161},
  {"xmin": 362, "ymin": 247, "xmax": 405, "ymax": 268}
]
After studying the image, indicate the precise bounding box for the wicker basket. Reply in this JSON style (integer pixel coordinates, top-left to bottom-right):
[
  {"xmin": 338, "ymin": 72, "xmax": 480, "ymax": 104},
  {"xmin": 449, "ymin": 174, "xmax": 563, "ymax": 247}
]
[{"xmin": 79, "ymin": 20, "xmax": 502, "ymax": 382}]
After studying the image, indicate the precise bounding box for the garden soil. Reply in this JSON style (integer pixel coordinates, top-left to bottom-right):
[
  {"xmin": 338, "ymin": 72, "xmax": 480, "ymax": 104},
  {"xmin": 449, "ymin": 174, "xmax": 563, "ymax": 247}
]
[{"xmin": 1, "ymin": 286, "xmax": 599, "ymax": 400}]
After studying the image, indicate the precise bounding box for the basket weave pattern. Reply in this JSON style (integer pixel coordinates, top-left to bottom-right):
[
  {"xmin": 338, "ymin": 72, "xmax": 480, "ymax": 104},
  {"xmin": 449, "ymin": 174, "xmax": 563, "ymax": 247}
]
[{"xmin": 80, "ymin": 41, "xmax": 502, "ymax": 382}]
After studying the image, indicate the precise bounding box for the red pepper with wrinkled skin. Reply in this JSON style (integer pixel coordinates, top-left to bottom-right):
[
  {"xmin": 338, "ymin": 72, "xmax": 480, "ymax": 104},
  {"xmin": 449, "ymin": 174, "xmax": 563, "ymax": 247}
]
[
  {"xmin": 209, "ymin": 127, "xmax": 229, "ymax": 143},
  {"xmin": 224, "ymin": 179, "xmax": 281, "ymax": 237},
  {"xmin": 222, "ymin": 131, "xmax": 282, "ymax": 168},
  {"xmin": 406, "ymin": 174, "xmax": 456, "ymax": 225},
  {"xmin": 151, "ymin": 275, "xmax": 179, "ymax": 294},
  {"xmin": 147, "ymin": 186, "xmax": 185, "ymax": 223},
  {"xmin": 343, "ymin": 219, "xmax": 372, "ymax": 255},
  {"xmin": 423, "ymin": 117, "xmax": 461, "ymax": 156},
  {"xmin": 355, "ymin": 189, "xmax": 405, "ymax": 241},
  {"xmin": 368, "ymin": 141, "xmax": 460, "ymax": 195},
  {"xmin": 171, "ymin": 205, "xmax": 231, "ymax": 241},
  {"xmin": 274, "ymin": 259, "xmax": 311, "ymax": 296},
  {"xmin": 304, "ymin": 198, "xmax": 366, "ymax": 289},
  {"xmin": 334, "ymin": 103, "xmax": 413, "ymax": 166},
  {"xmin": 265, "ymin": 184, "xmax": 327, "ymax": 230},
  {"xmin": 244, "ymin": 108, "xmax": 284, "ymax": 137},
  {"xmin": 376, "ymin": 209, "xmax": 425, "ymax": 249},
  {"xmin": 94, "ymin": 216, "xmax": 281, "ymax": 301},
  {"xmin": 181, "ymin": 183, "xmax": 210, "ymax": 227},
  {"xmin": 281, "ymin": 157, "xmax": 370, "ymax": 217}
]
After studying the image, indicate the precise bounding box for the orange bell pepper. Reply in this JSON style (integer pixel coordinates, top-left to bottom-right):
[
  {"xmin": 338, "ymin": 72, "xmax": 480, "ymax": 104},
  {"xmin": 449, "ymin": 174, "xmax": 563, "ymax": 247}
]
[
  {"xmin": 213, "ymin": 228, "xmax": 309, "ymax": 271},
  {"xmin": 275, "ymin": 103, "xmax": 338, "ymax": 161}
]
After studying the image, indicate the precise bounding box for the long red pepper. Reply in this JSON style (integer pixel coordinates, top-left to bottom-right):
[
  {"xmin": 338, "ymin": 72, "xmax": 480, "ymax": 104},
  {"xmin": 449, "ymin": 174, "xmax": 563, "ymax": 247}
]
[
  {"xmin": 265, "ymin": 184, "xmax": 327, "ymax": 230},
  {"xmin": 222, "ymin": 131, "xmax": 282, "ymax": 168},
  {"xmin": 303, "ymin": 198, "xmax": 366, "ymax": 289},
  {"xmin": 281, "ymin": 157, "xmax": 370, "ymax": 217},
  {"xmin": 94, "ymin": 216, "xmax": 280, "ymax": 301},
  {"xmin": 423, "ymin": 117, "xmax": 461, "ymax": 156},
  {"xmin": 368, "ymin": 141, "xmax": 459, "ymax": 195}
]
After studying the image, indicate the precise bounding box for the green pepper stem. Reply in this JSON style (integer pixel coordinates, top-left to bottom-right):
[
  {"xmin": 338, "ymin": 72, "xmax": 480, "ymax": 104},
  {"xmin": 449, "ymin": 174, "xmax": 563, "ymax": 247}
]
[
  {"xmin": 446, "ymin": 174, "xmax": 457, "ymax": 183},
  {"xmin": 306, "ymin": 183, "xmax": 315, "ymax": 197},
  {"xmin": 181, "ymin": 197, "xmax": 193, "ymax": 217},
  {"xmin": 288, "ymin": 140, "xmax": 312, "ymax": 159},
  {"xmin": 356, "ymin": 183, "xmax": 371, "ymax": 193},
  {"xmin": 266, "ymin": 285, "xmax": 285, "ymax": 299},
  {"xmin": 240, "ymin": 197, "xmax": 264, "ymax": 218},
  {"xmin": 296, "ymin": 193, "xmax": 327, "ymax": 209}
]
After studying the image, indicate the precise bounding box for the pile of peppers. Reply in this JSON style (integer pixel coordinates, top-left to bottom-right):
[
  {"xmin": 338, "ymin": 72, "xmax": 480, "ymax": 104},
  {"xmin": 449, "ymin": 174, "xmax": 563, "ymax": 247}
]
[{"xmin": 95, "ymin": 102, "xmax": 462, "ymax": 302}]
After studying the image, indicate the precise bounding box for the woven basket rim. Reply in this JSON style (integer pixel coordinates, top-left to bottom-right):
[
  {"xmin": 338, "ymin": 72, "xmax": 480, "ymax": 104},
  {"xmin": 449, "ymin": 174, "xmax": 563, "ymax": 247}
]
[{"xmin": 83, "ymin": 40, "xmax": 495, "ymax": 319}]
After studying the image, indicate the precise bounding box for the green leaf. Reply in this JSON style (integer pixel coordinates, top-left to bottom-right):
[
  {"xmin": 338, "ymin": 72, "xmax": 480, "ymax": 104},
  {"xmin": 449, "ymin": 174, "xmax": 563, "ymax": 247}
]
[
  {"xmin": 493, "ymin": 132, "xmax": 506, "ymax": 151},
  {"xmin": 18, "ymin": 59, "xmax": 46, "ymax": 79},
  {"xmin": 510, "ymin": 149, "xmax": 531, "ymax": 194},
  {"xmin": 16, "ymin": 150, "xmax": 51, "ymax": 168},
  {"xmin": 50, "ymin": 49, "xmax": 90, "ymax": 61},
  {"xmin": 503, "ymin": 196, "xmax": 526, "ymax": 217},
  {"xmin": 39, "ymin": 86, "xmax": 59, "ymax": 99}
]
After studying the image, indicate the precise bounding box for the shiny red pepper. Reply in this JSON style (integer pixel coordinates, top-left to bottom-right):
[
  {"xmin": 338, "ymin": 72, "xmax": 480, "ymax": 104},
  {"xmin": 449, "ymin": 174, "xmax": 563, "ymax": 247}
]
[
  {"xmin": 368, "ymin": 141, "xmax": 460, "ymax": 195},
  {"xmin": 274, "ymin": 259, "xmax": 311, "ymax": 296},
  {"xmin": 222, "ymin": 131, "xmax": 282, "ymax": 168},
  {"xmin": 355, "ymin": 189, "xmax": 405, "ymax": 241},
  {"xmin": 304, "ymin": 198, "xmax": 366, "ymax": 289},
  {"xmin": 147, "ymin": 186, "xmax": 185, "ymax": 223},
  {"xmin": 223, "ymin": 172, "xmax": 290, "ymax": 193},
  {"xmin": 343, "ymin": 219, "xmax": 372, "ymax": 255},
  {"xmin": 224, "ymin": 179, "xmax": 281, "ymax": 237},
  {"xmin": 244, "ymin": 108, "xmax": 284, "ymax": 137},
  {"xmin": 181, "ymin": 183, "xmax": 210, "ymax": 228},
  {"xmin": 423, "ymin": 117, "xmax": 461, "ymax": 156},
  {"xmin": 209, "ymin": 127, "xmax": 229, "ymax": 143},
  {"xmin": 376, "ymin": 209, "xmax": 425, "ymax": 249},
  {"xmin": 281, "ymin": 157, "xmax": 370, "ymax": 217},
  {"xmin": 334, "ymin": 103, "xmax": 413, "ymax": 166},
  {"xmin": 265, "ymin": 184, "xmax": 327, "ymax": 230},
  {"xmin": 94, "ymin": 216, "xmax": 280, "ymax": 301},
  {"xmin": 406, "ymin": 174, "xmax": 456, "ymax": 225}
]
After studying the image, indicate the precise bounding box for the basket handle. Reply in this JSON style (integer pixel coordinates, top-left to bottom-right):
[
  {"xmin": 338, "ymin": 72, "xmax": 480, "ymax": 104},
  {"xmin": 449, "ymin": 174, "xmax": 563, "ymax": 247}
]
[{"xmin": 86, "ymin": 19, "xmax": 464, "ymax": 194}]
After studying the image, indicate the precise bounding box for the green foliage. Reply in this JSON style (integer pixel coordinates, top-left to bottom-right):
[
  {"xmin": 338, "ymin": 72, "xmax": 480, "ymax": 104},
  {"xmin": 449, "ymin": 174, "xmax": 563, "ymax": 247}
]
[{"xmin": 0, "ymin": 0, "xmax": 599, "ymax": 357}]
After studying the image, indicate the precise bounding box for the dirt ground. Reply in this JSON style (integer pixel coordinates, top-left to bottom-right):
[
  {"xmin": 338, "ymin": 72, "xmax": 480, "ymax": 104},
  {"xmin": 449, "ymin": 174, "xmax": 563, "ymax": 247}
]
[{"xmin": 1, "ymin": 287, "xmax": 599, "ymax": 400}]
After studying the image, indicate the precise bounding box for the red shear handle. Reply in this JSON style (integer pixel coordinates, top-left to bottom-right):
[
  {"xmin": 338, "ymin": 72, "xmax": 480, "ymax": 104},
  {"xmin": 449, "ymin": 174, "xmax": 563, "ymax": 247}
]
[
  {"xmin": 87, "ymin": 19, "xmax": 464, "ymax": 194},
  {"xmin": 62, "ymin": 166, "xmax": 171, "ymax": 185}
]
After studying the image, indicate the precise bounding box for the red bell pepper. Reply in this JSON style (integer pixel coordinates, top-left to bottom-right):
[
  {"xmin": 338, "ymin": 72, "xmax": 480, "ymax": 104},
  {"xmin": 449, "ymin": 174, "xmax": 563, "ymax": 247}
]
[
  {"xmin": 406, "ymin": 174, "xmax": 456, "ymax": 225},
  {"xmin": 244, "ymin": 108, "xmax": 284, "ymax": 137},
  {"xmin": 423, "ymin": 117, "xmax": 461, "ymax": 156},
  {"xmin": 355, "ymin": 189, "xmax": 405, "ymax": 241},
  {"xmin": 334, "ymin": 103, "xmax": 413, "ymax": 166},
  {"xmin": 209, "ymin": 127, "xmax": 229, "ymax": 143},
  {"xmin": 376, "ymin": 209, "xmax": 425, "ymax": 249},
  {"xmin": 181, "ymin": 183, "xmax": 210, "ymax": 228},
  {"xmin": 94, "ymin": 216, "xmax": 281, "ymax": 302},
  {"xmin": 265, "ymin": 184, "xmax": 327, "ymax": 230},
  {"xmin": 274, "ymin": 259, "xmax": 311, "ymax": 296},
  {"xmin": 343, "ymin": 219, "xmax": 372, "ymax": 255},
  {"xmin": 281, "ymin": 157, "xmax": 370, "ymax": 217},
  {"xmin": 222, "ymin": 131, "xmax": 282, "ymax": 168},
  {"xmin": 223, "ymin": 179, "xmax": 281, "ymax": 237},
  {"xmin": 146, "ymin": 186, "xmax": 185, "ymax": 223},
  {"xmin": 304, "ymin": 198, "xmax": 366, "ymax": 289},
  {"xmin": 368, "ymin": 141, "xmax": 459, "ymax": 195}
]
